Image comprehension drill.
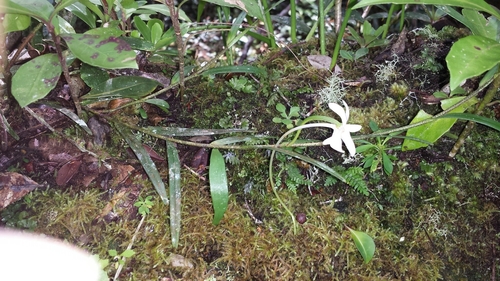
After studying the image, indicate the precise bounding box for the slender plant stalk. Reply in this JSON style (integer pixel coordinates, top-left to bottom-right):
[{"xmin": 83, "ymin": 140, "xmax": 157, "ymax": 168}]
[
  {"xmin": 399, "ymin": 5, "xmax": 406, "ymax": 31},
  {"xmin": 48, "ymin": 21, "xmax": 82, "ymax": 116},
  {"xmin": 113, "ymin": 214, "xmax": 146, "ymax": 281},
  {"xmin": 330, "ymin": 0, "xmax": 355, "ymax": 70},
  {"xmin": 335, "ymin": 0, "xmax": 342, "ymax": 33},
  {"xmin": 165, "ymin": 0, "xmax": 186, "ymax": 96},
  {"xmin": 319, "ymin": 0, "xmax": 326, "ymax": 54},
  {"xmin": 261, "ymin": 0, "xmax": 276, "ymax": 48},
  {"xmin": 449, "ymin": 71, "xmax": 500, "ymax": 157},
  {"xmin": 382, "ymin": 4, "xmax": 396, "ymax": 39},
  {"xmin": 290, "ymin": 0, "xmax": 297, "ymax": 43}
]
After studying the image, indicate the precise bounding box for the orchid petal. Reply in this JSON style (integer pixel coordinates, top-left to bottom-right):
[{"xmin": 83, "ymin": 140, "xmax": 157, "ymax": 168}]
[
  {"xmin": 323, "ymin": 132, "xmax": 344, "ymax": 153},
  {"xmin": 346, "ymin": 124, "xmax": 362, "ymax": 133},
  {"xmin": 341, "ymin": 131, "xmax": 357, "ymax": 156},
  {"xmin": 328, "ymin": 103, "xmax": 347, "ymax": 124},
  {"xmin": 341, "ymin": 100, "xmax": 350, "ymax": 120}
]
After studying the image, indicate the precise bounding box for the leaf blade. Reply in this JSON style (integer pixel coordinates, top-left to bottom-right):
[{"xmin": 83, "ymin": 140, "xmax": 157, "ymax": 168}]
[{"xmin": 209, "ymin": 149, "xmax": 229, "ymax": 225}]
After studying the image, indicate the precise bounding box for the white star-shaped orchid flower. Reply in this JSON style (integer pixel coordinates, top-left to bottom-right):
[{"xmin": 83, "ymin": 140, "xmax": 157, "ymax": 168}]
[{"xmin": 322, "ymin": 101, "xmax": 362, "ymax": 156}]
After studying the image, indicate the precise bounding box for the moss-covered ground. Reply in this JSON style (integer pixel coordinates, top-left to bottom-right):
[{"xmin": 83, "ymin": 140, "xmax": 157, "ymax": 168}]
[{"xmin": 1, "ymin": 26, "xmax": 499, "ymax": 280}]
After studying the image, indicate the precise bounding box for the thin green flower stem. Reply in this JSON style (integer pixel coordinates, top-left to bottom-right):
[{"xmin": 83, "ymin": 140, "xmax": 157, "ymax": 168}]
[
  {"xmin": 261, "ymin": 0, "xmax": 276, "ymax": 48},
  {"xmin": 449, "ymin": 70, "xmax": 500, "ymax": 157},
  {"xmin": 399, "ymin": 5, "xmax": 406, "ymax": 32},
  {"xmin": 382, "ymin": 4, "xmax": 396, "ymax": 39},
  {"xmin": 319, "ymin": 0, "xmax": 326, "ymax": 54},
  {"xmin": 268, "ymin": 123, "xmax": 338, "ymax": 235},
  {"xmin": 290, "ymin": 0, "xmax": 297, "ymax": 43},
  {"xmin": 330, "ymin": 0, "xmax": 355, "ymax": 70}
]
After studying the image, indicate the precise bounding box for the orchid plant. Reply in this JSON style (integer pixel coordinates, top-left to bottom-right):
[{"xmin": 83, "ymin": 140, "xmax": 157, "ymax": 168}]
[{"xmin": 269, "ymin": 101, "xmax": 363, "ymax": 232}]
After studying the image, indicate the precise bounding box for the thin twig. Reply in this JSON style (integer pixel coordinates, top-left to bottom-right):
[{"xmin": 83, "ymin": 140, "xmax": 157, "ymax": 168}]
[{"xmin": 113, "ymin": 214, "xmax": 146, "ymax": 281}]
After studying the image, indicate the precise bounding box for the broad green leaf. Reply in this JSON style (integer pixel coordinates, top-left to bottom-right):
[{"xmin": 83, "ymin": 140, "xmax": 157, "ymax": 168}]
[
  {"xmin": 11, "ymin": 53, "xmax": 62, "ymax": 107},
  {"xmin": 352, "ymin": 0, "xmax": 500, "ymax": 19},
  {"xmin": 53, "ymin": 0, "xmax": 80, "ymax": 15},
  {"xmin": 202, "ymin": 0, "xmax": 263, "ymax": 20},
  {"xmin": 402, "ymin": 97, "xmax": 477, "ymax": 151},
  {"xmin": 202, "ymin": 65, "xmax": 266, "ymax": 77},
  {"xmin": 115, "ymin": 124, "xmax": 168, "ymax": 204},
  {"xmin": 145, "ymin": 99, "xmax": 170, "ymax": 113},
  {"xmin": 166, "ymin": 141, "xmax": 181, "ymax": 248},
  {"xmin": 438, "ymin": 113, "xmax": 500, "ymax": 132},
  {"xmin": 66, "ymin": 2, "xmax": 97, "ymax": 29},
  {"xmin": 382, "ymin": 152, "xmax": 393, "ymax": 175},
  {"xmin": 3, "ymin": 14, "xmax": 31, "ymax": 33},
  {"xmin": 461, "ymin": 9, "xmax": 500, "ymax": 40},
  {"xmin": 60, "ymin": 33, "xmax": 138, "ymax": 69},
  {"xmin": 57, "ymin": 15, "xmax": 75, "ymax": 34},
  {"xmin": 82, "ymin": 76, "xmax": 160, "ymax": 103},
  {"xmin": 133, "ymin": 16, "xmax": 151, "ymax": 41},
  {"xmin": 120, "ymin": 37, "xmax": 155, "ymax": 52},
  {"xmin": 348, "ymin": 228, "xmax": 375, "ymax": 264},
  {"xmin": 446, "ymin": 35, "xmax": 500, "ymax": 90},
  {"xmin": 2, "ymin": 0, "xmax": 53, "ymax": 22},
  {"xmin": 209, "ymin": 149, "xmax": 229, "ymax": 225},
  {"xmin": 150, "ymin": 23, "xmax": 163, "ymax": 45},
  {"xmin": 83, "ymin": 27, "xmax": 124, "ymax": 37},
  {"xmin": 80, "ymin": 63, "xmax": 110, "ymax": 89},
  {"xmin": 137, "ymin": 4, "xmax": 192, "ymax": 22}
]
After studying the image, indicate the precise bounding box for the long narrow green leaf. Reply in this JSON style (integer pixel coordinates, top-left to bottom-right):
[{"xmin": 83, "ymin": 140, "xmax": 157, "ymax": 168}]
[
  {"xmin": 82, "ymin": 76, "xmax": 160, "ymax": 103},
  {"xmin": 166, "ymin": 141, "xmax": 181, "ymax": 248},
  {"xmin": 348, "ymin": 227, "xmax": 376, "ymax": 264},
  {"xmin": 352, "ymin": 0, "xmax": 500, "ymax": 19},
  {"xmin": 209, "ymin": 149, "xmax": 228, "ymax": 225},
  {"xmin": 115, "ymin": 124, "xmax": 168, "ymax": 204},
  {"xmin": 438, "ymin": 113, "xmax": 500, "ymax": 132},
  {"xmin": 202, "ymin": 65, "xmax": 266, "ymax": 77},
  {"xmin": 270, "ymin": 147, "xmax": 346, "ymax": 183},
  {"xmin": 146, "ymin": 127, "xmax": 253, "ymax": 137}
]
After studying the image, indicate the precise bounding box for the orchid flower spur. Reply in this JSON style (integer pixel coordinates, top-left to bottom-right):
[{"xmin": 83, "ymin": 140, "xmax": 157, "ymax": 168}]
[{"xmin": 322, "ymin": 101, "xmax": 362, "ymax": 156}]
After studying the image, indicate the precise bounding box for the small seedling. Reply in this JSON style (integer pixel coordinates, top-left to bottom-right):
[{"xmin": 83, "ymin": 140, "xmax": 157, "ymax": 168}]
[
  {"xmin": 272, "ymin": 103, "xmax": 300, "ymax": 129},
  {"xmin": 356, "ymin": 121, "xmax": 400, "ymax": 175},
  {"xmin": 108, "ymin": 249, "xmax": 136, "ymax": 269},
  {"xmin": 134, "ymin": 196, "xmax": 154, "ymax": 216}
]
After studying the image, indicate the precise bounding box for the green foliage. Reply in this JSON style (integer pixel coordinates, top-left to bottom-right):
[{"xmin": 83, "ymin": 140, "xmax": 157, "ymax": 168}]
[
  {"xmin": 134, "ymin": 196, "xmax": 154, "ymax": 216},
  {"xmin": 342, "ymin": 167, "xmax": 369, "ymax": 196},
  {"xmin": 272, "ymin": 103, "xmax": 301, "ymax": 129},
  {"xmin": 227, "ymin": 76, "xmax": 255, "ymax": 94},
  {"xmin": 357, "ymin": 121, "xmax": 400, "ymax": 175},
  {"xmin": 209, "ymin": 149, "xmax": 229, "ymax": 225}
]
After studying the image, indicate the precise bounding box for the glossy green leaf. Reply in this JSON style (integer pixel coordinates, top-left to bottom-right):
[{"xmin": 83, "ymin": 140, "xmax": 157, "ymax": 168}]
[
  {"xmin": 83, "ymin": 27, "xmax": 124, "ymax": 37},
  {"xmin": 137, "ymin": 4, "xmax": 192, "ymax": 22},
  {"xmin": 133, "ymin": 16, "xmax": 151, "ymax": 41},
  {"xmin": 446, "ymin": 35, "xmax": 500, "ymax": 90},
  {"xmin": 82, "ymin": 76, "xmax": 160, "ymax": 103},
  {"xmin": 120, "ymin": 37, "xmax": 155, "ymax": 52},
  {"xmin": 202, "ymin": 0, "xmax": 263, "ymax": 20},
  {"xmin": 348, "ymin": 227, "xmax": 375, "ymax": 264},
  {"xmin": 382, "ymin": 152, "xmax": 393, "ymax": 175},
  {"xmin": 202, "ymin": 65, "xmax": 266, "ymax": 77},
  {"xmin": 11, "ymin": 53, "xmax": 62, "ymax": 107},
  {"xmin": 166, "ymin": 141, "xmax": 181, "ymax": 248},
  {"xmin": 3, "ymin": 14, "xmax": 30, "ymax": 32},
  {"xmin": 145, "ymin": 99, "xmax": 169, "ymax": 113},
  {"xmin": 402, "ymin": 97, "xmax": 477, "ymax": 151},
  {"xmin": 115, "ymin": 124, "xmax": 168, "ymax": 204},
  {"xmin": 438, "ymin": 113, "xmax": 500, "ymax": 132},
  {"xmin": 209, "ymin": 149, "xmax": 229, "ymax": 225},
  {"xmin": 60, "ymin": 33, "xmax": 138, "ymax": 69},
  {"xmin": 2, "ymin": 0, "xmax": 53, "ymax": 21},
  {"xmin": 80, "ymin": 63, "xmax": 110, "ymax": 89},
  {"xmin": 66, "ymin": 2, "xmax": 97, "ymax": 29},
  {"xmin": 57, "ymin": 16, "xmax": 75, "ymax": 34},
  {"xmin": 352, "ymin": 0, "xmax": 500, "ymax": 19}
]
